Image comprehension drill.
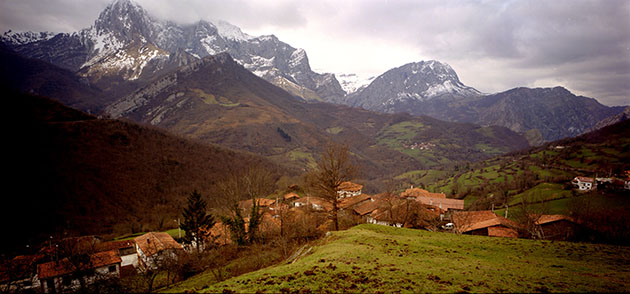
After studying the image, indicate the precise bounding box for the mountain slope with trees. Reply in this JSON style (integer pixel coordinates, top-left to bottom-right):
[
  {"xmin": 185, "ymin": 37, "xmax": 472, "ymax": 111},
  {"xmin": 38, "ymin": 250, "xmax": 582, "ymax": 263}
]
[
  {"xmin": 3, "ymin": 91, "xmax": 282, "ymax": 254},
  {"xmin": 104, "ymin": 52, "xmax": 530, "ymax": 186}
]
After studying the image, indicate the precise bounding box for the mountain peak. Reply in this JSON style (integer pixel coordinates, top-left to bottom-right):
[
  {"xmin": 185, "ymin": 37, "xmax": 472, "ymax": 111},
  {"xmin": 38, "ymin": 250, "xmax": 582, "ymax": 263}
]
[
  {"xmin": 94, "ymin": 0, "xmax": 154, "ymax": 36},
  {"xmin": 406, "ymin": 60, "xmax": 457, "ymax": 79},
  {"xmin": 214, "ymin": 20, "xmax": 252, "ymax": 41},
  {"xmin": 108, "ymin": 0, "xmax": 139, "ymax": 10}
]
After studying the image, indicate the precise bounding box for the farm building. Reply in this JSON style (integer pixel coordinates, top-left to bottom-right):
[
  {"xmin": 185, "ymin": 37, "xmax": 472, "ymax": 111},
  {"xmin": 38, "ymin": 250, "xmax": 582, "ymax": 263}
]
[
  {"xmin": 37, "ymin": 250, "xmax": 121, "ymax": 294},
  {"xmin": 0, "ymin": 254, "xmax": 45, "ymax": 293},
  {"xmin": 452, "ymin": 211, "xmax": 519, "ymax": 238},
  {"xmin": 339, "ymin": 193, "xmax": 372, "ymax": 209},
  {"xmin": 572, "ymin": 176, "xmax": 595, "ymax": 191},
  {"xmin": 337, "ymin": 181, "xmax": 363, "ymax": 199},
  {"xmin": 134, "ymin": 232, "xmax": 183, "ymax": 270},
  {"xmin": 94, "ymin": 240, "xmax": 137, "ymax": 277},
  {"xmin": 400, "ymin": 187, "xmax": 446, "ymax": 199},
  {"xmin": 283, "ymin": 192, "xmax": 300, "ymax": 201},
  {"xmin": 292, "ymin": 196, "xmax": 333, "ymax": 211},
  {"xmin": 415, "ymin": 197, "xmax": 464, "ymax": 211},
  {"xmin": 534, "ymin": 215, "xmax": 579, "ymax": 241}
]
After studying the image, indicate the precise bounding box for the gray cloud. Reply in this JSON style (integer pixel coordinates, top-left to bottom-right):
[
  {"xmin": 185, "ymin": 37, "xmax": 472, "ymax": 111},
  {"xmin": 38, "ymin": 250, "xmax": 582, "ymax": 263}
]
[{"xmin": 0, "ymin": 0, "xmax": 628, "ymax": 106}]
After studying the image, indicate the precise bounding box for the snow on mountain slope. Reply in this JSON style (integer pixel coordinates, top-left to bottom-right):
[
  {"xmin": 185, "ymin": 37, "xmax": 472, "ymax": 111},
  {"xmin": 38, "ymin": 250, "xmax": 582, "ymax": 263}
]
[
  {"xmin": 346, "ymin": 60, "xmax": 482, "ymax": 111},
  {"xmin": 0, "ymin": 31, "xmax": 56, "ymax": 46},
  {"xmin": 336, "ymin": 73, "xmax": 376, "ymax": 94},
  {"xmin": 1, "ymin": 0, "xmax": 344, "ymax": 103}
]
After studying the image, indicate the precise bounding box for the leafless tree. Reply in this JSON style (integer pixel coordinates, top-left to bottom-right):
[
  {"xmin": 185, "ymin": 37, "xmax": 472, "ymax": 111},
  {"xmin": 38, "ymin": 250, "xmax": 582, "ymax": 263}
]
[
  {"xmin": 512, "ymin": 191, "xmax": 550, "ymax": 239},
  {"xmin": 217, "ymin": 165, "xmax": 275, "ymax": 245},
  {"xmin": 306, "ymin": 143, "xmax": 357, "ymax": 231},
  {"xmin": 135, "ymin": 243, "xmax": 181, "ymax": 293}
]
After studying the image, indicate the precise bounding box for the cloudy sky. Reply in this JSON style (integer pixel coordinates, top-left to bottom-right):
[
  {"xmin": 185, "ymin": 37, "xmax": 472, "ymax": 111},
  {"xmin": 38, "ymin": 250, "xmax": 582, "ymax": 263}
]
[{"xmin": 1, "ymin": 0, "xmax": 629, "ymax": 106}]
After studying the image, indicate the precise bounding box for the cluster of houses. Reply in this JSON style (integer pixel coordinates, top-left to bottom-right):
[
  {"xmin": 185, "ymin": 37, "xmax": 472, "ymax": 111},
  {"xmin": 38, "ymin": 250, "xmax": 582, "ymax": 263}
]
[
  {"xmin": 572, "ymin": 175, "xmax": 630, "ymax": 191},
  {"xmin": 200, "ymin": 182, "xmax": 584, "ymax": 243},
  {"xmin": 3, "ymin": 179, "xmax": 598, "ymax": 292},
  {"xmin": 0, "ymin": 232, "xmax": 183, "ymax": 293},
  {"xmin": 403, "ymin": 142, "xmax": 436, "ymax": 151}
]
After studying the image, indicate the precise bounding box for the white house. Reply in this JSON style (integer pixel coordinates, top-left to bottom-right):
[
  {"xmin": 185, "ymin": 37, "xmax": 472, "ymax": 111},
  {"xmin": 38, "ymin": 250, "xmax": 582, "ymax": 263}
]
[
  {"xmin": 572, "ymin": 176, "xmax": 595, "ymax": 191},
  {"xmin": 134, "ymin": 232, "xmax": 183, "ymax": 270},
  {"xmin": 337, "ymin": 182, "xmax": 363, "ymax": 200},
  {"xmin": 291, "ymin": 196, "xmax": 332, "ymax": 211}
]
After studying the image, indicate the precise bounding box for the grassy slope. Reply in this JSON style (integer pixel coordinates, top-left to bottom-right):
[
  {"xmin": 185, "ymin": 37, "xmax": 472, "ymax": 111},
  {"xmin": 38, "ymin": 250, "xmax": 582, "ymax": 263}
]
[
  {"xmin": 164, "ymin": 225, "xmax": 630, "ymax": 293},
  {"xmin": 398, "ymin": 120, "xmax": 630, "ymax": 205}
]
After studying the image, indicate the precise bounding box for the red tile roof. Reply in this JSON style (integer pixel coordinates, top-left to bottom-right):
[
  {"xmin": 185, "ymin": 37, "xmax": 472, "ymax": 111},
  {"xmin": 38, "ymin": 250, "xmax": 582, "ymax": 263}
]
[
  {"xmin": 400, "ymin": 187, "xmax": 446, "ymax": 199},
  {"xmin": 574, "ymin": 176, "xmax": 594, "ymax": 183},
  {"xmin": 339, "ymin": 194, "xmax": 371, "ymax": 209},
  {"xmin": 415, "ymin": 197, "xmax": 464, "ymax": 210},
  {"xmin": 338, "ymin": 181, "xmax": 363, "ymax": 192},
  {"xmin": 283, "ymin": 192, "xmax": 300, "ymax": 200},
  {"xmin": 462, "ymin": 216, "xmax": 519, "ymax": 232},
  {"xmin": 134, "ymin": 232, "xmax": 183, "ymax": 257},
  {"xmin": 452, "ymin": 210, "xmax": 497, "ymax": 228},
  {"xmin": 238, "ymin": 198, "xmax": 278, "ymax": 211},
  {"xmin": 0, "ymin": 254, "xmax": 45, "ymax": 282},
  {"xmin": 534, "ymin": 215, "xmax": 576, "ymax": 225},
  {"xmin": 452, "ymin": 211, "xmax": 519, "ymax": 233},
  {"xmin": 353, "ymin": 200, "xmax": 381, "ymax": 216},
  {"xmin": 37, "ymin": 250, "xmax": 121, "ymax": 280}
]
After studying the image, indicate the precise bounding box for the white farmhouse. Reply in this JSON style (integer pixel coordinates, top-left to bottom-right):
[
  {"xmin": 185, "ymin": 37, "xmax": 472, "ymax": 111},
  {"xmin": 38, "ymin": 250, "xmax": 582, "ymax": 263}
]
[{"xmin": 572, "ymin": 176, "xmax": 595, "ymax": 191}]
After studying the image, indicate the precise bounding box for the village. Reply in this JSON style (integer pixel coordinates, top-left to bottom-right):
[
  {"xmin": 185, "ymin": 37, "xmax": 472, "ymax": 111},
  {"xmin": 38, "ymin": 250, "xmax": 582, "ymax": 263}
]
[{"xmin": 5, "ymin": 172, "xmax": 628, "ymax": 294}]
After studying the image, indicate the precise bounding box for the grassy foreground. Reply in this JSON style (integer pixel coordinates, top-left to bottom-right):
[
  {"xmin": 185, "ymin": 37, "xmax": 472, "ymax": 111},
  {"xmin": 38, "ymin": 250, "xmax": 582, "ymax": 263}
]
[{"xmin": 165, "ymin": 224, "xmax": 630, "ymax": 293}]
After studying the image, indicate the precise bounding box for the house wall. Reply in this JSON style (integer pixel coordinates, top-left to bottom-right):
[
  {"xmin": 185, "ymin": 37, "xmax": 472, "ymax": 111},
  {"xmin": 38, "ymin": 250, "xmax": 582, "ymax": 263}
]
[
  {"xmin": 578, "ymin": 181, "xmax": 593, "ymax": 190},
  {"xmin": 0, "ymin": 275, "xmax": 41, "ymax": 293},
  {"xmin": 540, "ymin": 220, "xmax": 575, "ymax": 241},
  {"xmin": 138, "ymin": 248, "xmax": 180, "ymax": 270},
  {"xmin": 366, "ymin": 217, "xmax": 402, "ymax": 228},
  {"xmin": 121, "ymin": 253, "xmax": 138, "ymax": 267},
  {"xmin": 42, "ymin": 264, "xmax": 120, "ymax": 294},
  {"xmin": 469, "ymin": 228, "xmax": 489, "ymax": 236},
  {"xmin": 487, "ymin": 226, "xmax": 518, "ymax": 238},
  {"xmin": 337, "ymin": 190, "xmax": 361, "ymax": 200}
]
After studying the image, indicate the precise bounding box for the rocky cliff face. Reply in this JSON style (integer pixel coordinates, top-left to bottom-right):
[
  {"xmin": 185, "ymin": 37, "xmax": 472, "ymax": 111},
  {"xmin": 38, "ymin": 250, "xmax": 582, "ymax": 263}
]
[{"xmin": 1, "ymin": 0, "xmax": 344, "ymax": 103}]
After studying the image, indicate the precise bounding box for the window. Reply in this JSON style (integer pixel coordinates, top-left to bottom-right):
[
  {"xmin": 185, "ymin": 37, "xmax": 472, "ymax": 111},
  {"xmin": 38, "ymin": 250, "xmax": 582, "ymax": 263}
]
[
  {"xmin": 62, "ymin": 276, "xmax": 72, "ymax": 286},
  {"xmin": 108, "ymin": 265, "xmax": 117, "ymax": 273}
]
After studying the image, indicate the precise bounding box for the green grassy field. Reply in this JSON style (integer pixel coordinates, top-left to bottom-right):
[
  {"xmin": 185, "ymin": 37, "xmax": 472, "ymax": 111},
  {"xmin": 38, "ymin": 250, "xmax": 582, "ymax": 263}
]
[{"xmin": 163, "ymin": 224, "xmax": 630, "ymax": 293}]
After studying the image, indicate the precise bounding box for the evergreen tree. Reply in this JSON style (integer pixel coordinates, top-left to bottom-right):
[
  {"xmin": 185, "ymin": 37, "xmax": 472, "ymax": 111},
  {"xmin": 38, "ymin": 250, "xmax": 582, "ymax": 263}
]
[{"xmin": 181, "ymin": 190, "xmax": 215, "ymax": 254}]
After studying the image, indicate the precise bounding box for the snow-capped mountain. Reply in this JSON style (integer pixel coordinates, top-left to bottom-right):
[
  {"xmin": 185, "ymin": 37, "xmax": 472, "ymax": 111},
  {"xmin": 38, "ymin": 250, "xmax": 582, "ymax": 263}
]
[
  {"xmin": 346, "ymin": 60, "xmax": 482, "ymax": 111},
  {"xmin": 336, "ymin": 73, "xmax": 376, "ymax": 95},
  {"xmin": 1, "ymin": 30, "xmax": 56, "ymax": 45},
  {"xmin": 341, "ymin": 60, "xmax": 624, "ymax": 142},
  {"xmin": 1, "ymin": 0, "xmax": 344, "ymax": 102}
]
